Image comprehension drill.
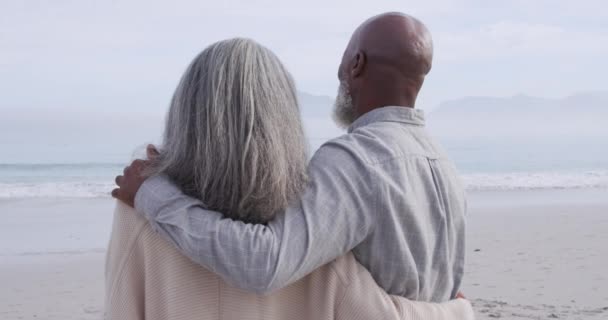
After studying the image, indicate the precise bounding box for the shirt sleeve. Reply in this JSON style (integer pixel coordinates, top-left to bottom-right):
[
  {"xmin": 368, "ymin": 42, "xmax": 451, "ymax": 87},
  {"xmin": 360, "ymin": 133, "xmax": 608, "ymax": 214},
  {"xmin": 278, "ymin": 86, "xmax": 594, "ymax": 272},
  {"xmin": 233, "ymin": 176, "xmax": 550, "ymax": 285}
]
[{"xmin": 134, "ymin": 140, "xmax": 377, "ymax": 294}]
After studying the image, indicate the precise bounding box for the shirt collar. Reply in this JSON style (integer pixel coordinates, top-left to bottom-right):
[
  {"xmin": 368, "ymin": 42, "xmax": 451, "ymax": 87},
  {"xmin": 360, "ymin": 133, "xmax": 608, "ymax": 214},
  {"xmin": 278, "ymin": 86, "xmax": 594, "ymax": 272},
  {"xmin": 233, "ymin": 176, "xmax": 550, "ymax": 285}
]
[{"xmin": 348, "ymin": 106, "xmax": 425, "ymax": 133}]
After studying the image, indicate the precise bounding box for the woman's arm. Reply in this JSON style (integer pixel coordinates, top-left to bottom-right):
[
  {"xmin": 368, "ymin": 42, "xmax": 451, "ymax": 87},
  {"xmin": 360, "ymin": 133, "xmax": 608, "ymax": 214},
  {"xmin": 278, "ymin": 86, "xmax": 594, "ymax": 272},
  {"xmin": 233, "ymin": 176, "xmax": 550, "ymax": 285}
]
[
  {"xmin": 105, "ymin": 201, "xmax": 148, "ymax": 320},
  {"xmin": 335, "ymin": 258, "xmax": 475, "ymax": 320}
]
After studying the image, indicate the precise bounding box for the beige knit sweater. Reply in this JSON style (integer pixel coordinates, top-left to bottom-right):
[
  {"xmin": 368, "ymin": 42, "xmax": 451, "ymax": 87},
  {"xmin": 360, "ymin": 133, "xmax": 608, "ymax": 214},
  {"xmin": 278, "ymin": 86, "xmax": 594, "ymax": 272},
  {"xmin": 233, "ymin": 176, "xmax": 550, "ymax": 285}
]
[{"xmin": 105, "ymin": 202, "xmax": 474, "ymax": 320}]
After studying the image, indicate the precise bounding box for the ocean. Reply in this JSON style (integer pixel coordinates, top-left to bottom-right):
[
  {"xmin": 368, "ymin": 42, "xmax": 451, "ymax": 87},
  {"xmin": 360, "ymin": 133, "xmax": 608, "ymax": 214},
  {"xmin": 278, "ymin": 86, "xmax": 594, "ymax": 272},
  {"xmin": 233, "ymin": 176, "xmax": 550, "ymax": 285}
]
[{"xmin": 1, "ymin": 137, "xmax": 607, "ymax": 199}]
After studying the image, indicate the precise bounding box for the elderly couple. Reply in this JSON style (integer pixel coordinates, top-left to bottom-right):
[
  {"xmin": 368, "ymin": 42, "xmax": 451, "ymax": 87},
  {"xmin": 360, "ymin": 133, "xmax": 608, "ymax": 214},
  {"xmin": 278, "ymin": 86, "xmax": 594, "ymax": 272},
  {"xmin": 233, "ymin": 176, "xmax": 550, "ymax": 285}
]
[{"xmin": 106, "ymin": 12, "xmax": 472, "ymax": 320}]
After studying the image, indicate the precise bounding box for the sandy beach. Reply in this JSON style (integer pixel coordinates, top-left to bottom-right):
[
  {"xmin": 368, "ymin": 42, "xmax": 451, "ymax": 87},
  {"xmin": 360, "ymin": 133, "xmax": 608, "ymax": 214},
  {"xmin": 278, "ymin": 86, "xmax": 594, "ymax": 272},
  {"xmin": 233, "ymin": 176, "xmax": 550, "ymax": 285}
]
[
  {"xmin": 463, "ymin": 189, "xmax": 608, "ymax": 319},
  {"xmin": 1, "ymin": 190, "xmax": 607, "ymax": 320},
  {"xmin": 0, "ymin": 198, "xmax": 113, "ymax": 320}
]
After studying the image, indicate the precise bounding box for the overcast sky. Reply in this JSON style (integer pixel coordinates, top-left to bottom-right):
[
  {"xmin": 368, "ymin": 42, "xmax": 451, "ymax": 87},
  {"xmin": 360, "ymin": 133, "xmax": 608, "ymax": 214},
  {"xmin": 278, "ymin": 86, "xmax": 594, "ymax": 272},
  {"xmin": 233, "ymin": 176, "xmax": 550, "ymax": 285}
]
[{"xmin": 1, "ymin": 0, "xmax": 607, "ymax": 112}]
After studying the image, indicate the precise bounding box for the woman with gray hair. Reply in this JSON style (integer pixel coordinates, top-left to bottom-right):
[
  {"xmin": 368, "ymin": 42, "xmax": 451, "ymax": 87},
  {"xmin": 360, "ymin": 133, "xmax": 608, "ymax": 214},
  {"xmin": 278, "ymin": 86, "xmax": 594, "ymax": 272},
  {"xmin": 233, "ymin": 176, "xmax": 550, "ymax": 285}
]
[{"xmin": 105, "ymin": 38, "xmax": 473, "ymax": 320}]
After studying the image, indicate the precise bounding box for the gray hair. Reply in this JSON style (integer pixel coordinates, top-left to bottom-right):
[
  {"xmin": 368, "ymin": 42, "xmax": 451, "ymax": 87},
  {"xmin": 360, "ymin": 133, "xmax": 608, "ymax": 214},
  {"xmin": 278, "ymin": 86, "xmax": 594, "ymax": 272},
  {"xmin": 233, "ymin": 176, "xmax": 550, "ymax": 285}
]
[{"xmin": 149, "ymin": 38, "xmax": 308, "ymax": 224}]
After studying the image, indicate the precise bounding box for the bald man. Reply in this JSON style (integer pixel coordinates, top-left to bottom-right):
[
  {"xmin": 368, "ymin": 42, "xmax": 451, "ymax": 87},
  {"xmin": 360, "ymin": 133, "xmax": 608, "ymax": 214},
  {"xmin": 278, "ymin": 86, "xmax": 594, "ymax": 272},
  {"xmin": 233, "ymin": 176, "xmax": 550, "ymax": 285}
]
[{"xmin": 114, "ymin": 13, "xmax": 466, "ymax": 302}]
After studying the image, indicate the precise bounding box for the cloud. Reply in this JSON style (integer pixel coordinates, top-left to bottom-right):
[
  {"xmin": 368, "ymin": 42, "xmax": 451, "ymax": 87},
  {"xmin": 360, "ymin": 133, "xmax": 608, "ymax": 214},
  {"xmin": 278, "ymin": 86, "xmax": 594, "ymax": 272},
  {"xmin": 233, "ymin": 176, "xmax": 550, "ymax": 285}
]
[
  {"xmin": 434, "ymin": 21, "xmax": 608, "ymax": 62},
  {"xmin": 0, "ymin": 0, "xmax": 607, "ymax": 108}
]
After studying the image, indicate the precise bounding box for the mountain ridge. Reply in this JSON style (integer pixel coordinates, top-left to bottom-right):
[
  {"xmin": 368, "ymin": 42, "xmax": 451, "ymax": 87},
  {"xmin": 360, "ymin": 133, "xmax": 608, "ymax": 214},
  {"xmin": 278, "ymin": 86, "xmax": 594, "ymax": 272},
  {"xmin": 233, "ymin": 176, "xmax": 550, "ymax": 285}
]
[
  {"xmin": 431, "ymin": 91, "xmax": 608, "ymax": 114},
  {"xmin": 427, "ymin": 91, "xmax": 608, "ymax": 138}
]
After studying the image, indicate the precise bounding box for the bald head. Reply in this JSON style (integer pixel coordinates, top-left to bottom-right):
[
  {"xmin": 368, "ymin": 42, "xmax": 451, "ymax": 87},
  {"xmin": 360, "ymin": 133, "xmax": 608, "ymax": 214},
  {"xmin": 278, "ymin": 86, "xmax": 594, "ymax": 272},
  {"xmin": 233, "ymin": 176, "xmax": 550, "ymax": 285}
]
[
  {"xmin": 353, "ymin": 12, "xmax": 433, "ymax": 76},
  {"xmin": 333, "ymin": 13, "xmax": 433, "ymax": 128}
]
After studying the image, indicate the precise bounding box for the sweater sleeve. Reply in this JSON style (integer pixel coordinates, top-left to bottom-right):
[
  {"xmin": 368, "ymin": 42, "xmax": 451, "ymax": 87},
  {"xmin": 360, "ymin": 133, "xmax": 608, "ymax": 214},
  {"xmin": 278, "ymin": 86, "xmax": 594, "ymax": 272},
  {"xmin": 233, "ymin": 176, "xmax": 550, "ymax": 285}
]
[
  {"xmin": 394, "ymin": 299, "xmax": 474, "ymax": 320},
  {"xmin": 335, "ymin": 265, "xmax": 475, "ymax": 320},
  {"xmin": 104, "ymin": 201, "xmax": 149, "ymax": 320}
]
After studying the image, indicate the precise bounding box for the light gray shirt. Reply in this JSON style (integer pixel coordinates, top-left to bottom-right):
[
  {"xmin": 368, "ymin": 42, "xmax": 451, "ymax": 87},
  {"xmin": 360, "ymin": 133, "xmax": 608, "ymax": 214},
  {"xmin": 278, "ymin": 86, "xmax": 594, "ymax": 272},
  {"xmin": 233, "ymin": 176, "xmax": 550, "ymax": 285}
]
[{"xmin": 135, "ymin": 106, "xmax": 467, "ymax": 302}]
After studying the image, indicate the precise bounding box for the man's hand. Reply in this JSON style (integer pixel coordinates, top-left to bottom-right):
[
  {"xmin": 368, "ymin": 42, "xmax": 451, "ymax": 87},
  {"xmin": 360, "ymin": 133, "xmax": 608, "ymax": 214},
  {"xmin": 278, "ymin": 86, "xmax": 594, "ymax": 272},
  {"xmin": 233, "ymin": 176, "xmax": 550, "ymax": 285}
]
[
  {"xmin": 112, "ymin": 159, "xmax": 149, "ymax": 207},
  {"xmin": 112, "ymin": 145, "xmax": 159, "ymax": 207}
]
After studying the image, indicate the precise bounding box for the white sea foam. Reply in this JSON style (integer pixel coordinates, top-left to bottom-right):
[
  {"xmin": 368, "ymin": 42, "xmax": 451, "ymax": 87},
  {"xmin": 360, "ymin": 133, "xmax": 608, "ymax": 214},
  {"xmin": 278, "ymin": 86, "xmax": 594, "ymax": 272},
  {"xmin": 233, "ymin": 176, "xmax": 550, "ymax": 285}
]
[
  {"xmin": 0, "ymin": 171, "xmax": 607, "ymax": 198},
  {"xmin": 0, "ymin": 182, "xmax": 114, "ymax": 199},
  {"xmin": 462, "ymin": 170, "xmax": 608, "ymax": 191}
]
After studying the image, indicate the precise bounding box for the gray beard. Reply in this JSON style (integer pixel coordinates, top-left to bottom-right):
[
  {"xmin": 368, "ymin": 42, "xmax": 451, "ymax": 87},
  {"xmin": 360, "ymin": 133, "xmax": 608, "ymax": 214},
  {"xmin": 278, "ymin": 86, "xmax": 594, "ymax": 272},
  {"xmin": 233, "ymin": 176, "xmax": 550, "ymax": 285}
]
[{"xmin": 332, "ymin": 81, "xmax": 357, "ymax": 129}]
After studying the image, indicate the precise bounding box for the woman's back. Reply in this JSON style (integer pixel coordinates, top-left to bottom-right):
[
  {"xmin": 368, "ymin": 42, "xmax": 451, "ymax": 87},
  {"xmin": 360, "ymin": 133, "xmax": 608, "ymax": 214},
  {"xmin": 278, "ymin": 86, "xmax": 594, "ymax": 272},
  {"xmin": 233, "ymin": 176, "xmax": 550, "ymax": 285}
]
[{"xmin": 105, "ymin": 202, "xmax": 473, "ymax": 320}]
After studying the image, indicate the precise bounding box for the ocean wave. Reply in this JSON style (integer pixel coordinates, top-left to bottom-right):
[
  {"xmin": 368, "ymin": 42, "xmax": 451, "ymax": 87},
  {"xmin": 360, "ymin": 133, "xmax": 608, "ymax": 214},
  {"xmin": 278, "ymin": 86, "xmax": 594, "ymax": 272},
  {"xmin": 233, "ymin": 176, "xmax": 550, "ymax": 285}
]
[
  {"xmin": 1, "ymin": 171, "xmax": 607, "ymax": 198},
  {"xmin": 0, "ymin": 181, "xmax": 114, "ymax": 199},
  {"xmin": 462, "ymin": 171, "xmax": 608, "ymax": 191}
]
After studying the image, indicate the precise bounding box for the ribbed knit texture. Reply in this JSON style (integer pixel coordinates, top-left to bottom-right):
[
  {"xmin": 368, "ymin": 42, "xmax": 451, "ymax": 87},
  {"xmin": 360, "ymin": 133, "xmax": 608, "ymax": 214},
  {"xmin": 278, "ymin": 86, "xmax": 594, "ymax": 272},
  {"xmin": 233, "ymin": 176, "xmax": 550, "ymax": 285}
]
[{"xmin": 105, "ymin": 201, "xmax": 474, "ymax": 320}]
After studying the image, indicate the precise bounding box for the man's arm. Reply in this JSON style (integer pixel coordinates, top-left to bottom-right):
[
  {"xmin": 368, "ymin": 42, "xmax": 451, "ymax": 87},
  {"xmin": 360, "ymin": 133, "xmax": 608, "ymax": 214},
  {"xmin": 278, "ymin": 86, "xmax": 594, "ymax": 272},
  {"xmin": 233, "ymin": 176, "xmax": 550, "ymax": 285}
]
[{"xmin": 128, "ymin": 140, "xmax": 377, "ymax": 294}]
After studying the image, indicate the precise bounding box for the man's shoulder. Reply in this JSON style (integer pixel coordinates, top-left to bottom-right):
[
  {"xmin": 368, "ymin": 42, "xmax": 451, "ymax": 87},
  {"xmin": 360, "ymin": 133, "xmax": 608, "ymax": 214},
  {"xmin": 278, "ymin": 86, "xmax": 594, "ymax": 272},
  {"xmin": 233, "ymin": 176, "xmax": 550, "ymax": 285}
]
[
  {"xmin": 311, "ymin": 133, "xmax": 375, "ymax": 169},
  {"xmin": 314, "ymin": 124, "xmax": 435, "ymax": 166}
]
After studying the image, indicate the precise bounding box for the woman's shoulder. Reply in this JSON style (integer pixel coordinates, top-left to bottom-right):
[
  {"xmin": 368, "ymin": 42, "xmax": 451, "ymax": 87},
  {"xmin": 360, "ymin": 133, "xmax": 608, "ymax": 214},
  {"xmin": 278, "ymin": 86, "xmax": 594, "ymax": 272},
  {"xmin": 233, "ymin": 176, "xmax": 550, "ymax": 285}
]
[
  {"xmin": 112, "ymin": 201, "xmax": 149, "ymax": 237},
  {"xmin": 106, "ymin": 201, "xmax": 150, "ymax": 275}
]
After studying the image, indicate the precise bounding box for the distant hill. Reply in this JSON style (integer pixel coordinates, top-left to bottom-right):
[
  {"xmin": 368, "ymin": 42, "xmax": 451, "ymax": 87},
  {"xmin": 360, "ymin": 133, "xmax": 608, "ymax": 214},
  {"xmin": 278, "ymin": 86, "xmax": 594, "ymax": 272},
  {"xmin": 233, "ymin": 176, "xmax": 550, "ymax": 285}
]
[
  {"xmin": 428, "ymin": 91, "xmax": 608, "ymax": 139},
  {"xmin": 3, "ymin": 90, "xmax": 604, "ymax": 164},
  {"xmin": 431, "ymin": 91, "xmax": 608, "ymax": 114},
  {"xmin": 297, "ymin": 90, "xmax": 608, "ymax": 144},
  {"xmin": 0, "ymin": 91, "xmax": 341, "ymax": 163},
  {"xmin": 298, "ymin": 92, "xmax": 334, "ymax": 119}
]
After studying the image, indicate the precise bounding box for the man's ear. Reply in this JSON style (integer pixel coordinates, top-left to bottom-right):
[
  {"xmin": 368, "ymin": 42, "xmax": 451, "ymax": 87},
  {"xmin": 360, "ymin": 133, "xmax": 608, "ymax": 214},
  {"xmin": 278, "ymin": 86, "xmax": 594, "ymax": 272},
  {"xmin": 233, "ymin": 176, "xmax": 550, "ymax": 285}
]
[{"xmin": 351, "ymin": 51, "xmax": 366, "ymax": 78}]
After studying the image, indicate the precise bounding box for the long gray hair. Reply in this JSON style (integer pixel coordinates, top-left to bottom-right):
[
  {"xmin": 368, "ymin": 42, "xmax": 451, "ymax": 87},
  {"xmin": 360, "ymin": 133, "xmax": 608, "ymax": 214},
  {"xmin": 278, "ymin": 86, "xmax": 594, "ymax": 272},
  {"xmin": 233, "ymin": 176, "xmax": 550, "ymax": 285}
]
[{"xmin": 149, "ymin": 38, "xmax": 308, "ymax": 224}]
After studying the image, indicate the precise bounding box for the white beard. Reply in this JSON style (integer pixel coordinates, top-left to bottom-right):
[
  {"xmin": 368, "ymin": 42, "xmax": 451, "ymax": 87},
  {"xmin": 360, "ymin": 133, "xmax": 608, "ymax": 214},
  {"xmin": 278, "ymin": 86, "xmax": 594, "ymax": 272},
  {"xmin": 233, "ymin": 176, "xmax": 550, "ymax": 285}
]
[{"xmin": 332, "ymin": 81, "xmax": 357, "ymax": 129}]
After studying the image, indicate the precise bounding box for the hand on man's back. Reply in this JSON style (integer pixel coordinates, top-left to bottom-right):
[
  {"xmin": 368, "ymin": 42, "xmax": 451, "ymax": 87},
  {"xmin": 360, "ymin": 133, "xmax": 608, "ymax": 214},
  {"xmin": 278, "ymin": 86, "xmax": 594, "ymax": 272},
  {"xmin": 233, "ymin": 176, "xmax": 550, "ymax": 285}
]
[{"xmin": 112, "ymin": 145, "xmax": 159, "ymax": 207}]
